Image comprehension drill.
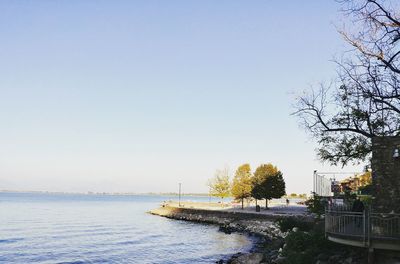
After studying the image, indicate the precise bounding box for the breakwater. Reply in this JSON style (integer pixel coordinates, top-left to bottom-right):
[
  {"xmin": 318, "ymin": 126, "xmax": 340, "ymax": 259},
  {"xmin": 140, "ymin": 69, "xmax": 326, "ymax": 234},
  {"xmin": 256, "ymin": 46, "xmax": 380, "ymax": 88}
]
[{"xmin": 149, "ymin": 205, "xmax": 294, "ymax": 238}]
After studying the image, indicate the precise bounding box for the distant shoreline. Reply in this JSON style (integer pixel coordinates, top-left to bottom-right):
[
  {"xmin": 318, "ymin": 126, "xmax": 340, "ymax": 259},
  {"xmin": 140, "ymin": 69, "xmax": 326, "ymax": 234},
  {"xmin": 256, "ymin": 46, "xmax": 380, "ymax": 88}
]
[{"xmin": 0, "ymin": 190, "xmax": 210, "ymax": 197}]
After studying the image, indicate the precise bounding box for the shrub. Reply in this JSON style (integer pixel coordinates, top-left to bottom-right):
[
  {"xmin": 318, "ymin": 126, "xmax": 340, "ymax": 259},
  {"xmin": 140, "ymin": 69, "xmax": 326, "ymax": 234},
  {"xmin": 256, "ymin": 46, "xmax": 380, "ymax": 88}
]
[
  {"xmin": 282, "ymin": 230, "xmax": 330, "ymax": 264},
  {"xmin": 276, "ymin": 217, "xmax": 313, "ymax": 232},
  {"xmin": 304, "ymin": 193, "xmax": 326, "ymax": 217},
  {"xmin": 358, "ymin": 184, "xmax": 373, "ymax": 195},
  {"xmin": 359, "ymin": 194, "xmax": 372, "ymax": 207}
]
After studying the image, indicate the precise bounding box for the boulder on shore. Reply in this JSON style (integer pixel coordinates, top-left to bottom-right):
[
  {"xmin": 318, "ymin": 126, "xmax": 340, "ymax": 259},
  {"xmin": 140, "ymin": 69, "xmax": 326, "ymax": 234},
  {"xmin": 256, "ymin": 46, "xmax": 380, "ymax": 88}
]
[{"xmin": 230, "ymin": 253, "xmax": 264, "ymax": 264}]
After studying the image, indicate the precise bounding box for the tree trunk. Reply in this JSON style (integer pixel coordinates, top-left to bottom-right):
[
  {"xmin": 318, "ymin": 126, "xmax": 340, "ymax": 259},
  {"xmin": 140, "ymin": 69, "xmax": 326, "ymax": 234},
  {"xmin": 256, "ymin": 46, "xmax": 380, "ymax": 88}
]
[
  {"xmin": 265, "ymin": 199, "xmax": 268, "ymax": 209},
  {"xmin": 241, "ymin": 198, "xmax": 244, "ymax": 209}
]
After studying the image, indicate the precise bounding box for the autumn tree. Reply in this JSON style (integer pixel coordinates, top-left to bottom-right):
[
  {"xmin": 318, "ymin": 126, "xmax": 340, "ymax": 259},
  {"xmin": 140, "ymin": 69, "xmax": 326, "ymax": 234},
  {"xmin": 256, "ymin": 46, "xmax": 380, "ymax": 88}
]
[
  {"xmin": 231, "ymin": 163, "xmax": 252, "ymax": 209},
  {"xmin": 252, "ymin": 164, "xmax": 278, "ymax": 208},
  {"xmin": 208, "ymin": 167, "xmax": 231, "ymax": 203},
  {"xmin": 252, "ymin": 164, "xmax": 278, "ymax": 185},
  {"xmin": 251, "ymin": 164, "xmax": 286, "ymax": 209},
  {"xmin": 293, "ymin": 0, "xmax": 400, "ymax": 166}
]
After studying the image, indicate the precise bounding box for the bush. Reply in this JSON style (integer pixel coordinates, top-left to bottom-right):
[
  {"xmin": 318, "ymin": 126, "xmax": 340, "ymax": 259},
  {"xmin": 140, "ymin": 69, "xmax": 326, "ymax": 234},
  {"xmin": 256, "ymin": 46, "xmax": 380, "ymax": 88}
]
[
  {"xmin": 358, "ymin": 184, "xmax": 373, "ymax": 195},
  {"xmin": 304, "ymin": 193, "xmax": 326, "ymax": 217},
  {"xmin": 359, "ymin": 194, "xmax": 372, "ymax": 207},
  {"xmin": 276, "ymin": 217, "xmax": 313, "ymax": 232},
  {"xmin": 282, "ymin": 230, "xmax": 331, "ymax": 264}
]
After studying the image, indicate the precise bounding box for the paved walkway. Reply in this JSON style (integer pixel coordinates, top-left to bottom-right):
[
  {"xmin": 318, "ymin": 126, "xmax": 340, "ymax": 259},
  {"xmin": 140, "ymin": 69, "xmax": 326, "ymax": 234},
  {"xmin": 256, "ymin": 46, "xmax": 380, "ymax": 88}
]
[{"xmin": 163, "ymin": 200, "xmax": 308, "ymax": 216}]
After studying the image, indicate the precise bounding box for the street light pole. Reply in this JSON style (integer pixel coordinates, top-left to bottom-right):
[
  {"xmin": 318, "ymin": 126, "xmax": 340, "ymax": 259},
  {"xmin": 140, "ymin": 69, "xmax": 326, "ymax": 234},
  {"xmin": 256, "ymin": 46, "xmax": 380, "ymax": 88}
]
[{"xmin": 178, "ymin": 183, "xmax": 182, "ymax": 207}]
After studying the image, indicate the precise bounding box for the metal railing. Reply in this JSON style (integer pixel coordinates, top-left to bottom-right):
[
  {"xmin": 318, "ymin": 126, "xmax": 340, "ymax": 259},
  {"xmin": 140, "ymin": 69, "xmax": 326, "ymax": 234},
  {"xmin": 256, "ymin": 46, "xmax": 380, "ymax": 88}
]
[
  {"xmin": 325, "ymin": 206, "xmax": 400, "ymax": 247},
  {"xmin": 325, "ymin": 210, "xmax": 365, "ymax": 237},
  {"xmin": 370, "ymin": 213, "xmax": 400, "ymax": 239},
  {"xmin": 327, "ymin": 203, "xmax": 353, "ymax": 212}
]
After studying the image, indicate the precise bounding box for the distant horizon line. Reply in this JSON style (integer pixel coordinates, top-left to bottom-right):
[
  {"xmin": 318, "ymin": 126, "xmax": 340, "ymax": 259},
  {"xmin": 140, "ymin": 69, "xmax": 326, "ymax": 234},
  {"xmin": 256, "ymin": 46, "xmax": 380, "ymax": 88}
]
[{"xmin": 0, "ymin": 189, "xmax": 210, "ymax": 196}]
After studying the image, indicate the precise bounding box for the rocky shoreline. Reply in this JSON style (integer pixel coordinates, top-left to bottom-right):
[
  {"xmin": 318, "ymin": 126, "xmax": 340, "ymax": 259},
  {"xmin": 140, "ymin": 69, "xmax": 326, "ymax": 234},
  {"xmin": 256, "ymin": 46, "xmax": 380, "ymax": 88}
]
[{"xmin": 148, "ymin": 205, "xmax": 310, "ymax": 264}]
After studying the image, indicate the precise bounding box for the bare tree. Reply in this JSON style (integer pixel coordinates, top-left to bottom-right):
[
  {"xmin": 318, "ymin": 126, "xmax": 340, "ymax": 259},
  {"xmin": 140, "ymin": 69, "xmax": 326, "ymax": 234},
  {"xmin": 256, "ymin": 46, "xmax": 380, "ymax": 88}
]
[{"xmin": 293, "ymin": 0, "xmax": 400, "ymax": 166}]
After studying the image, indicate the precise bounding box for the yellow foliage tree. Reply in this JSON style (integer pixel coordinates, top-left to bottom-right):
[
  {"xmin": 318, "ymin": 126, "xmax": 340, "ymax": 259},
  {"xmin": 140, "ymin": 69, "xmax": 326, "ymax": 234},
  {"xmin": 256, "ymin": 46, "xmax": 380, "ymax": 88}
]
[
  {"xmin": 358, "ymin": 171, "xmax": 372, "ymax": 186},
  {"xmin": 252, "ymin": 163, "xmax": 278, "ymax": 187},
  {"xmin": 208, "ymin": 167, "xmax": 231, "ymax": 203},
  {"xmin": 231, "ymin": 164, "xmax": 252, "ymax": 209}
]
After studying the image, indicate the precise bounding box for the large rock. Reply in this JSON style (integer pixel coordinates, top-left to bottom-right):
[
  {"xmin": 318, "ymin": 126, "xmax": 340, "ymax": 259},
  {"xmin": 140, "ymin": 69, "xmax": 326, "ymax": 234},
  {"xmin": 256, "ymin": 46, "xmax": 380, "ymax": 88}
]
[
  {"xmin": 231, "ymin": 253, "xmax": 264, "ymax": 264},
  {"xmin": 272, "ymin": 256, "xmax": 287, "ymax": 264},
  {"xmin": 317, "ymin": 253, "xmax": 329, "ymax": 261},
  {"xmin": 328, "ymin": 254, "xmax": 342, "ymax": 263},
  {"xmin": 344, "ymin": 257, "xmax": 353, "ymax": 264}
]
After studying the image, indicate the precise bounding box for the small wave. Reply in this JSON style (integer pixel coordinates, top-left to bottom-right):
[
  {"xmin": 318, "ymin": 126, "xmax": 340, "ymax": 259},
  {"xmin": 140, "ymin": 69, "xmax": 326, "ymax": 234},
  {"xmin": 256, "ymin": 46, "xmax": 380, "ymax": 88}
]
[
  {"xmin": 57, "ymin": 261, "xmax": 87, "ymax": 264},
  {"xmin": 115, "ymin": 240, "xmax": 140, "ymax": 245},
  {"xmin": 0, "ymin": 238, "xmax": 24, "ymax": 244}
]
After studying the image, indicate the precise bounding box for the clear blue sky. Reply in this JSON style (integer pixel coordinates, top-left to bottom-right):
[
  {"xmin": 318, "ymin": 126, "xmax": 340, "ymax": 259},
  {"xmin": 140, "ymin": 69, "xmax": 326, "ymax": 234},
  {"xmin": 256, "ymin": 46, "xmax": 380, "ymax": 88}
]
[{"xmin": 0, "ymin": 1, "xmax": 362, "ymax": 194}]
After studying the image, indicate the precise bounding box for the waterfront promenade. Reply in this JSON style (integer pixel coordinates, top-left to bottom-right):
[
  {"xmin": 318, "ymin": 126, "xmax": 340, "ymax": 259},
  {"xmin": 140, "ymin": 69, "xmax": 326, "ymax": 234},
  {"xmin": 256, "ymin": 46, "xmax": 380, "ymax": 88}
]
[{"xmin": 162, "ymin": 200, "xmax": 308, "ymax": 216}]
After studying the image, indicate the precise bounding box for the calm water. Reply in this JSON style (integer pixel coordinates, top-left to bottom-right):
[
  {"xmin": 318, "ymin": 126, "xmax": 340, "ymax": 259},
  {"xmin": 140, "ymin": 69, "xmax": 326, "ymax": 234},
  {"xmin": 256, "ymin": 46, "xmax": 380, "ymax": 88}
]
[{"xmin": 0, "ymin": 192, "xmax": 253, "ymax": 264}]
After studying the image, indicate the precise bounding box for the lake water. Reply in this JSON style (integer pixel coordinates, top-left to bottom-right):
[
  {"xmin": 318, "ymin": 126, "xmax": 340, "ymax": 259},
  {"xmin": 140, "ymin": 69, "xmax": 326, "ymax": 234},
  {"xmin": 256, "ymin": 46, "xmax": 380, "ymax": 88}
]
[{"xmin": 0, "ymin": 192, "xmax": 253, "ymax": 264}]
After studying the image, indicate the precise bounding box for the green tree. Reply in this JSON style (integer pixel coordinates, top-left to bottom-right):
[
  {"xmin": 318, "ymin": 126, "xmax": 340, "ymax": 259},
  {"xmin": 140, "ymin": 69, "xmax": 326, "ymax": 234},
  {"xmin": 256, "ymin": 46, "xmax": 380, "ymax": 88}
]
[
  {"xmin": 267, "ymin": 171, "xmax": 286, "ymax": 203},
  {"xmin": 208, "ymin": 167, "xmax": 231, "ymax": 203},
  {"xmin": 251, "ymin": 164, "xmax": 278, "ymax": 208},
  {"xmin": 293, "ymin": 0, "xmax": 400, "ymax": 166},
  {"xmin": 251, "ymin": 164, "xmax": 286, "ymax": 209},
  {"xmin": 231, "ymin": 164, "xmax": 252, "ymax": 209}
]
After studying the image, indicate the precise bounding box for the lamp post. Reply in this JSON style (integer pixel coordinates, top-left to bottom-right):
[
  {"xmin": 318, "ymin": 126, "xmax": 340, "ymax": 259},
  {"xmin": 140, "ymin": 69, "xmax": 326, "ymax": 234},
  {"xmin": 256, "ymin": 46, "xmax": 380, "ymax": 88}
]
[{"xmin": 178, "ymin": 183, "xmax": 182, "ymax": 207}]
